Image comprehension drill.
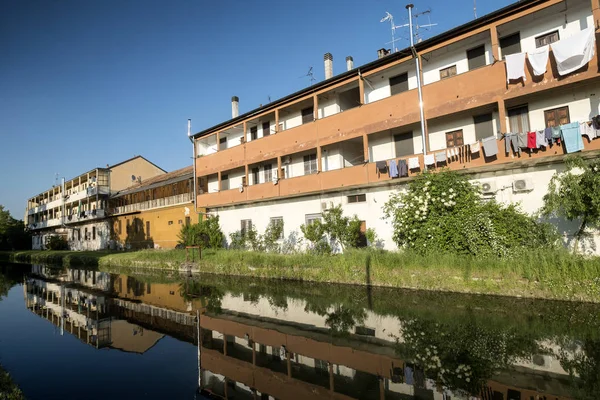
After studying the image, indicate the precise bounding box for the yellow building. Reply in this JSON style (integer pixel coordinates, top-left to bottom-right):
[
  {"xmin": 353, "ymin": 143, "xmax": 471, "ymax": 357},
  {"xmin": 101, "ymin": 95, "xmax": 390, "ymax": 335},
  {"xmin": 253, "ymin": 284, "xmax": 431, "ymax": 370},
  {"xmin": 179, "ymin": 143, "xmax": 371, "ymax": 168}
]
[{"xmin": 108, "ymin": 165, "xmax": 204, "ymax": 249}]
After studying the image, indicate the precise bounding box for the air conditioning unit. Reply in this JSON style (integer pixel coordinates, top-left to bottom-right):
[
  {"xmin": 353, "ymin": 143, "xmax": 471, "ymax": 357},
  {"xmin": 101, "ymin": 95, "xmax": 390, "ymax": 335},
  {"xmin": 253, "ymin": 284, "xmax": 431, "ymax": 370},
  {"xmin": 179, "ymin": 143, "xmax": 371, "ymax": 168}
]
[
  {"xmin": 321, "ymin": 202, "xmax": 328, "ymax": 211},
  {"xmin": 513, "ymin": 178, "xmax": 533, "ymax": 192},
  {"xmin": 479, "ymin": 180, "xmax": 497, "ymax": 194}
]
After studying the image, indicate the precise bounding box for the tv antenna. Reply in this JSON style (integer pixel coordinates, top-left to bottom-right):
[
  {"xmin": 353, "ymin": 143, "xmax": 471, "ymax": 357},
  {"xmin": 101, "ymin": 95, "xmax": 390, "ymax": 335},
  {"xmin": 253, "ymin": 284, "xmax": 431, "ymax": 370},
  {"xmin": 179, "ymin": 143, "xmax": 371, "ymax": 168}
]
[
  {"xmin": 396, "ymin": 7, "xmax": 437, "ymax": 44},
  {"xmin": 473, "ymin": 0, "xmax": 477, "ymax": 19},
  {"xmin": 54, "ymin": 172, "xmax": 60, "ymax": 187},
  {"xmin": 380, "ymin": 12, "xmax": 404, "ymax": 53},
  {"xmin": 299, "ymin": 67, "xmax": 316, "ymax": 86}
]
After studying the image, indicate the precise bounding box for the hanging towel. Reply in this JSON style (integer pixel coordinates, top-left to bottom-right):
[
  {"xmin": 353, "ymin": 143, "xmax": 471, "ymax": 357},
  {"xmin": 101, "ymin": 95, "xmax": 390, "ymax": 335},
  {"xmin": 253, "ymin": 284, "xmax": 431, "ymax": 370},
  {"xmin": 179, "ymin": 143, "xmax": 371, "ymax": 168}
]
[
  {"xmin": 424, "ymin": 154, "xmax": 435, "ymax": 166},
  {"xmin": 505, "ymin": 52, "xmax": 527, "ymax": 83},
  {"xmin": 389, "ymin": 159, "xmax": 399, "ymax": 178},
  {"xmin": 551, "ymin": 126, "xmax": 562, "ymax": 145},
  {"xmin": 517, "ymin": 132, "xmax": 528, "ymax": 148},
  {"xmin": 398, "ymin": 159, "xmax": 408, "ymax": 177},
  {"xmin": 527, "ymin": 45, "xmax": 550, "ymax": 76},
  {"xmin": 375, "ymin": 160, "xmax": 387, "ymax": 177},
  {"xmin": 408, "ymin": 157, "xmax": 420, "ymax": 169},
  {"xmin": 482, "ymin": 136, "xmax": 498, "ymax": 157},
  {"xmin": 561, "ymin": 122, "xmax": 584, "ymax": 153},
  {"xmin": 527, "ymin": 131, "xmax": 537, "ymax": 149},
  {"xmin": 551, "ymin": 27, "xmax": 595, "ymax": 76},
  {"xmin": 544, "ymin": 127, "xmax": 553, "ymax": 143},
  {"xmin": 435, "ymin": 151, "xmax": 446, "ymax": 163},
  {"xmin": 536, "ymin": 130, "xmax": 548, "ymax": 148},
  {"xmin": 470, "ymin": 141, "xmax": 480, "ymax": 153},
  {"xmin": 447, "ymin": 149, "xmax": 452, "ymax": 160},
  {"xmin": 580, "ymin": 121, "xmax": 596, "ymax": 141}
]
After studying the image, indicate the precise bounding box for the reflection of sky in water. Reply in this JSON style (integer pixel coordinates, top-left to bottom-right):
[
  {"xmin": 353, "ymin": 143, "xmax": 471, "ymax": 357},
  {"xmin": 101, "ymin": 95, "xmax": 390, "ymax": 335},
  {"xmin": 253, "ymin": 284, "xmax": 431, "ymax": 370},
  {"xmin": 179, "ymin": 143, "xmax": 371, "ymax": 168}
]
[{"xmin": 0, "ymin": 263, "xmax": 598, "ymax": 400}]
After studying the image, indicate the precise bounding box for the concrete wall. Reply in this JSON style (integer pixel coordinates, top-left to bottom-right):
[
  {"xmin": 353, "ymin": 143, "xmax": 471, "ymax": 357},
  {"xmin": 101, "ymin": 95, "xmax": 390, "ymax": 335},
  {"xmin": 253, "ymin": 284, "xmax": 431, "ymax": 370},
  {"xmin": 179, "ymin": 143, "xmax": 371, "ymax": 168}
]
[
  {"xmin": 109, "ymin": 203, "xmax": 199, "ymax": 249},
  {"xmin": 110, "ymin": 157, "xmax": 165, "ymax": 192},
  {"xmin": 364, "ymin": 63, "xmax": 418, "ymax": 104}
]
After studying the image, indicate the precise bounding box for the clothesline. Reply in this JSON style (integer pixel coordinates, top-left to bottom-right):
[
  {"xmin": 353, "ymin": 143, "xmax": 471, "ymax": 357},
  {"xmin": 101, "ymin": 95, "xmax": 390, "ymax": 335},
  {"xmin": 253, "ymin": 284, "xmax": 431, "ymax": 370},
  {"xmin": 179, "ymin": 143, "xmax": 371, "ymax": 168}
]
[
  {"xmin": 375, "ymin": 115, "xmax": 599, "ymax": 177},
  {"xmin": 506, "ymin": 27, "xmax": 595, "ymax": 83}
]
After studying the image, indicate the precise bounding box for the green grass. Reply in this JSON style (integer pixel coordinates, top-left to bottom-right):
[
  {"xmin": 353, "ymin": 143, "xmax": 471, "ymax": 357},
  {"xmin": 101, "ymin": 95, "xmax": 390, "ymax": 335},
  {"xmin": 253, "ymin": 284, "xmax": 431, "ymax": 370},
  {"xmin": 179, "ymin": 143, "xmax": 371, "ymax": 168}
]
[{"xmin": 4, "ymin": 247, "xmax": 600, "ymax": 302}]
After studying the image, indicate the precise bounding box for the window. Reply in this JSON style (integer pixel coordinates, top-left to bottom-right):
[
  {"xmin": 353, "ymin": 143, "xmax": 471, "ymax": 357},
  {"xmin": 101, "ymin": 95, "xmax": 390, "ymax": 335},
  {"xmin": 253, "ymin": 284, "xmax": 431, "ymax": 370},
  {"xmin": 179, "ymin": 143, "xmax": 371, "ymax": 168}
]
[
  {"xmin": 240, "ymin": 219, "xmax": 252, "ymax": 235},
  {"xmin": 305, "ymin": 213, "xmax": 322, "ymax": 226},
  {"xmin": 467, "ymin": 45, "xmax": 486, "ymax": 70},
  {"xmin": 219, "ymin": 136, "xmax": 227, "ymax": 150},
  {"xmin": 439, "ymin": 65, "xmax": 457, "ymax": 80},
  {"xmin": 118, "ymin": 220, "xmax": 122, "ymax": 235},
  {"xmin": 263, "ymin": 164, "xmax": 272, "ymax": 182},
  {"xmin": 473, "ymin": 113, "xmax": 494, "ymax": 141},
  {"xmin": 262, "ymin": 121, "xmax": 271, "ymax": 137},
  {"xmin": 185, "ymin": 216, "xmax": 191, "ymax": 226},
  {"xmin": 390, "ymin": 73, "xmax": 409, "ymax": 95},
  {"xmin": 507, "ymin": 105, "xmax": 530, "ymax": 132},
  {"xmin": 77, "ymin": 229, "xmax": 81, "ymax": 241},
  {"xmin": 445, "ymin": 130, "xmax": 464, "ymax": 148},
  {"xmin": 251, "ymin": 167, "xmax": 260, "ymax": 185},
  {"xmin": 544, "ymin": 106, "xmax": 570, "ymax": 128},
  {"xmin": 500, "ymin": 32, "xmax": 521, "ymax": 57},
  {"xmin": 394, "ymin": 131, "xmax": 414, "ymax": 157},
  {"xmin": 355, "ymin": 326, "xmax": 376, "ymax": 336},
  {"xmin": 303, "ymin": 154, "xmax": 318, "ymax": 175},
  {"xmin": 146, "ymin": 221, "xmax": 150, "ymax": 238},
  {"xmin": 221, "ymin": 174, "xmax": 229, "ymax": 190},
  {"xmin": 301, "ymin": 107, "xmax": 313, "ymax": 124},
  {"xmin": 535, "ymin": 30, "xmax": 559, "ymax": 48},
  {"xmin": 92, "ymin": 227, "xmax": 96, "ymax": 240},
  {"xmin": 347, "ymin": 194, "xmax": 366, "ymax": 203},
  {"xmin": 85, "ymin": 228, "xmax": 88, "ymax": 240},
  {"xmin": 168, "ymin": 221, "xmax": 173, "ymax": 225},
  {"xmin": 250, "ymin": 126, "xmax": 258, "ymax": 141},
  {"xmin": 178, "ymin": 219, "xmax": 183, "ymax": 224},
  {"xmin": 270, "ymin": 217, "xmax": 284, "ymax": 239}
]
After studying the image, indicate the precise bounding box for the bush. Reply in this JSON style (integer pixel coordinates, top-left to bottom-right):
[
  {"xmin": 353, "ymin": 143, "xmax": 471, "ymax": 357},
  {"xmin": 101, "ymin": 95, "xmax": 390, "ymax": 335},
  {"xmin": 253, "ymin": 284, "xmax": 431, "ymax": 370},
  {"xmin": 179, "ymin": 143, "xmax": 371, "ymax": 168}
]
[
  {"xmin": 46, "ymin": 235, "xmax": 68, "ymax": 250},
  {"xmin": 178, "ymin": 216, "xmax": 224, "ymax": 249},
  {"xmin": 383, "ymin": 169, "xmax": 559, "ymax": 257}
]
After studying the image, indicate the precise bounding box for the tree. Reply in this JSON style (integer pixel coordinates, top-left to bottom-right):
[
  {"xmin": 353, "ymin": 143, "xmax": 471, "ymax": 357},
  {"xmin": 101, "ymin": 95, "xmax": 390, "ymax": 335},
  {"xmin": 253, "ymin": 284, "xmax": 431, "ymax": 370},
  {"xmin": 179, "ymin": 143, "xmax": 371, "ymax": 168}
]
[
  {"xmin": 542, "ymin": 157, "xmax": 600, "ymax": 253},
  {"xmin": 382, "ymin": 169, "xmax": 558, "ymax": 257},
  {"xmin": 178, "ymin": 215, "xmax": 224, "ymax": 249},
  {"xmin": 0, "ymin": 205, "xmax": 31, "ymax": 251},
  {"xmin": 321, "ymin": 204, "xmax": 362, "ymax": 251}
]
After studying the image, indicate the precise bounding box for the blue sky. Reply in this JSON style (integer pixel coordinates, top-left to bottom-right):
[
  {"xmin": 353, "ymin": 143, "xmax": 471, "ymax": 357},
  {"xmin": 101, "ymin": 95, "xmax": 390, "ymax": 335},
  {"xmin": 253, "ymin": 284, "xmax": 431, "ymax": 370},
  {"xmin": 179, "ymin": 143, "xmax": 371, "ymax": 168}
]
[{"xmin": 0, "ymin": 0, "xmax": 513, "ymax": 218}]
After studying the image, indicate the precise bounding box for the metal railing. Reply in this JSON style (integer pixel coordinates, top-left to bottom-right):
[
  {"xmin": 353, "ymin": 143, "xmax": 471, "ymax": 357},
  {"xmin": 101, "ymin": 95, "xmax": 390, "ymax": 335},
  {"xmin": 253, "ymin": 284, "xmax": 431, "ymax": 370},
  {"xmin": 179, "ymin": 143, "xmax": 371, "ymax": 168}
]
[{"xmin": 111, "ymin": 192, "xmax": 192, "ymax": 215}]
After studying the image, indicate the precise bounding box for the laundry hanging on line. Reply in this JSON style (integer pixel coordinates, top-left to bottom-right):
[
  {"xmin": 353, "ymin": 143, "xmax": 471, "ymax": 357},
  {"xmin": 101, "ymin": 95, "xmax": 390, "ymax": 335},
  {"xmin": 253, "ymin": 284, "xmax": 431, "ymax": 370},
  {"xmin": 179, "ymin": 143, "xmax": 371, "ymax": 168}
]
[
  {"xmin": 505, "ymin": 52, "xmax": 527, "ymax": 83},
  {"xmin": 527, "ymin": 45, "xmax": 549, "ymax": 76},
  {"xmin": 551, "ymin": 27, "xmax": 595, "ymax": 76}
]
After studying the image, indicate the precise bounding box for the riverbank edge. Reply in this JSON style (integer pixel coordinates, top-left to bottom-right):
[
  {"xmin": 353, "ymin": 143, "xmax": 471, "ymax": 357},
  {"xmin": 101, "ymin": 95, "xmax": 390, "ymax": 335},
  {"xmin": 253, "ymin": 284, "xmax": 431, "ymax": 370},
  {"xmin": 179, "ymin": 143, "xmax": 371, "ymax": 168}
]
[
  {"xmin": 2, "ymin": 249, "xmax": 599, "ymax": 303},
  {"xmin": 0, "ymin": 364, "xmax": 25, "ymax": 400}
]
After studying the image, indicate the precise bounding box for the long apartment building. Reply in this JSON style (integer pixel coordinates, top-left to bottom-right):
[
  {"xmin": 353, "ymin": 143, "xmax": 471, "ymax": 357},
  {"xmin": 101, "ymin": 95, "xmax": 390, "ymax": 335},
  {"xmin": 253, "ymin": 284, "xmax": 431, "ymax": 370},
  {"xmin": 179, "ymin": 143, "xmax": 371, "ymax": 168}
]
[
  {"xmin": 191, "ymin": 0, "xmax": 600, "ymax": 251},
  {"xmin": 25, "ymin": 156, "xmax": 170, "ymax": 250}
]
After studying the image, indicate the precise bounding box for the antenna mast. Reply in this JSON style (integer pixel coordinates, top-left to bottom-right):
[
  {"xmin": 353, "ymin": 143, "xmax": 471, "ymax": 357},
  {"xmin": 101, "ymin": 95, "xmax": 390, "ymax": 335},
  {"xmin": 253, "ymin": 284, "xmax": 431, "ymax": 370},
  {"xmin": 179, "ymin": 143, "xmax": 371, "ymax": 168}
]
[
  {"xmin": 474, "ymin": 0, "xmax": 477, "ymax": 18},
  {"xmin": 380, "ymin": 12, "xmax": 403, "ymax": 52}
]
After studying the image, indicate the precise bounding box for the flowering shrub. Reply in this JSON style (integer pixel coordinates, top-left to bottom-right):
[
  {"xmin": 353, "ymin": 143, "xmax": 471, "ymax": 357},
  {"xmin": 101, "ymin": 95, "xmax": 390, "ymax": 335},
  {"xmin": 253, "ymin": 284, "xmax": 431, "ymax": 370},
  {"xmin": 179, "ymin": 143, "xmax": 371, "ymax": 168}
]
[{"xmin": 382, "ymin": 169, "xmax": 558, "ymax": 257}]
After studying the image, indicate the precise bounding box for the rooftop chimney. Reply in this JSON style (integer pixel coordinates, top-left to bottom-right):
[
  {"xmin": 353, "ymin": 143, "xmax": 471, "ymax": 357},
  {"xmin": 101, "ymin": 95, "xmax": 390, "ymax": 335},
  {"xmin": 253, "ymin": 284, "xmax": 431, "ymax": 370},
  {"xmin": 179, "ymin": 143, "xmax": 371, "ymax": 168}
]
[
  {"xmin": 345, "ymin": 56, "xmax": 354, "ymax": 71},
  {"xmin": 231, "ymin": 96, "xmax": 239, "ymax": 118},
  {"xmin": 324, "ymin": 53, "xmax": 333, "ymax": 80},
  {"xmin": 377, "ymin": 48, "xmax": 391, "ymax": 59}
]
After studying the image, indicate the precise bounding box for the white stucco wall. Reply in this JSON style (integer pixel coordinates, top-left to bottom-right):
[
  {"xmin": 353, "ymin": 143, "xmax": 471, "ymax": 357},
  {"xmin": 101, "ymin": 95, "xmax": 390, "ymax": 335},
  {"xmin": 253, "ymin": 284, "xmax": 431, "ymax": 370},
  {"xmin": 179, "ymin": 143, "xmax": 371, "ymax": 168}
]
[
  {"xmin": 369, "ymin": 128, "xmax": 424, "ymax": 162},
  {"xmin": 364, "ymin": 63, "xmax": 418, "ymax": 104}
]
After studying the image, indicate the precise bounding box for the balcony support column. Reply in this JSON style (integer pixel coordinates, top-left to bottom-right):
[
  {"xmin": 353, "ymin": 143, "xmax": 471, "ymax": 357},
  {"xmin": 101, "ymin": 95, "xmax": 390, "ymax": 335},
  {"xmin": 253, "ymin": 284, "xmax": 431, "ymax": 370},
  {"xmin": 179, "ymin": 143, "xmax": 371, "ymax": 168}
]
[
  {"xmin": 243, "ymin": 121, "xmax": 247, "ymax": 143},
  {"xmin": 363, "ymin": 133, "xmax": 369, "ymax": 162},
  {"xmin": 490, "ymin": 25, "xmax": 500, "ymax": 62},
  {"xmin": 317, "ymin": 146, "xmax": 322, "ymax": 172},
  {"xmin": 277, "ymin": 156, "xmax": 282, "ymax": 179},
  {"xmin": 244, "ymin": 164, "xmax": 249, "ymax": 187},
  {"xmin": 497, "ymin": 100, "xmax": 508, "ymax": 134},
  {"xmin": 215, "ymin": 132, "xmax": 220, "ymax": 151},
  {"xmin": 217, "ymin": 171, "xmax": 222, "ymax": 192},
  {"xmin": 275, "ymin": 109, "xmax": 279, "ymax": 132},
  {"xmin": 313, "ymin": 94, "xmax": 318, "ymax": 121},
  {"xmin": 359, "ymin": 75, "xmax": 365, "ymax": 105},
  {"xmin": 593, "ymin": 0, "xmax": 600, "ymax": 30}
]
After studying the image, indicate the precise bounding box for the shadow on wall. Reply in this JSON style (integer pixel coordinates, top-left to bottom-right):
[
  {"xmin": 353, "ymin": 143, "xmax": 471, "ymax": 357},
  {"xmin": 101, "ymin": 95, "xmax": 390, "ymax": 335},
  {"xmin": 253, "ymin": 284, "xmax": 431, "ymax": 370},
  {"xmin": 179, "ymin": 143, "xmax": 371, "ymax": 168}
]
[
  {"xmin": 542, "ymin": 215, "xmax": 598, "ymax": 255},
  {"xmin": 125, "ymin": 217, "xmax": 154, "ymax": 250}
]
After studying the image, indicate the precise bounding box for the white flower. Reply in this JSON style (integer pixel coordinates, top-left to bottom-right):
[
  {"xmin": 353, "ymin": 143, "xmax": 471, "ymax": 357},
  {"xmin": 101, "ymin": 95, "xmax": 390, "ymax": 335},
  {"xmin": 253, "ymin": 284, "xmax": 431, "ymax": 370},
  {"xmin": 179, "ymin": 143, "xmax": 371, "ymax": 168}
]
[
  {"xmin": 466, "ymin": 377, "xmax": 470, "ymax": 382},
  {"xmin": 449, "ymin": 188, "xmax": 454, "ymax": 193}
]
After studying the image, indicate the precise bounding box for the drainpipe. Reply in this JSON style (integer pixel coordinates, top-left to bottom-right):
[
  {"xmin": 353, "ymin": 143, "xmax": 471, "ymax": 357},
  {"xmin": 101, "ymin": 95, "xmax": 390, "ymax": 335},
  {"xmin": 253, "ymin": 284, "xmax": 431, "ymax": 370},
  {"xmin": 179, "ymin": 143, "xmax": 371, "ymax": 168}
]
[{"xmin": 188, "ymin": 119, "xmax": 204, "ymax": 220}]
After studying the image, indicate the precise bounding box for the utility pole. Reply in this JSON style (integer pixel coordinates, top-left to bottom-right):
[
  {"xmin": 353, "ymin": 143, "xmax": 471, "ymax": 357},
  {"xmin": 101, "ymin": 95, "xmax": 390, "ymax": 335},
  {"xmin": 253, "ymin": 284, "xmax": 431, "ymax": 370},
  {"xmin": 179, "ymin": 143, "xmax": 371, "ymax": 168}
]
[{"xmin": 406, "ymin": 4, "xmax": 428, "ymax": 167}]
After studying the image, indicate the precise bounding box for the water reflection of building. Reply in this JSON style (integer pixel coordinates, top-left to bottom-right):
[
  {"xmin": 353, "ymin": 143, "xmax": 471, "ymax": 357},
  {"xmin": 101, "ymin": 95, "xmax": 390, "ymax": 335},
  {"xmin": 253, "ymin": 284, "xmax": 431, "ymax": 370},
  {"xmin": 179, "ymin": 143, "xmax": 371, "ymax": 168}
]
[
  {"xmin": 197, "ymin": 294, "xmax": 575, "ymax": 400},
  {"xmin": 20, "ymin": 266, "xmax": 579, "ymax": 399},
  {"xmin": 23, "ymin": 265, "xmax": 164, "ymax": 353}
]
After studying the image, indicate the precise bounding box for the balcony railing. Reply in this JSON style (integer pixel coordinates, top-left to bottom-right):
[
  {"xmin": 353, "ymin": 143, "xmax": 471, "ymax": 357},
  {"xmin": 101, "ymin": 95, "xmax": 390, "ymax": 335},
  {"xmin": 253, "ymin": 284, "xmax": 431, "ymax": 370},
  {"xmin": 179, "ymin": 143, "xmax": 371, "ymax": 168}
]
[{"xmin": 111, "ymin": 192, "xmax": 193, "ymax": 215}]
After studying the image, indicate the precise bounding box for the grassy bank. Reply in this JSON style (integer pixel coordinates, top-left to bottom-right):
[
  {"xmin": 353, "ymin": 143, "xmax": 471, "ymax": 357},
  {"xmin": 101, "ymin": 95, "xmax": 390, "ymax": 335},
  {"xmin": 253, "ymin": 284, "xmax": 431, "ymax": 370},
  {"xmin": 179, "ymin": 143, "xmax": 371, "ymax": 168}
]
[
  {"xmin": 0, "ymin": 365, "xmax": 24, "ymax": 400},
  {"xmin": 0, "ymin": 250, "xmax": 109, "ymax": 267},
  {"xmin": 3, "ymin": 248, "xmax": 600, "ymax": 302}
]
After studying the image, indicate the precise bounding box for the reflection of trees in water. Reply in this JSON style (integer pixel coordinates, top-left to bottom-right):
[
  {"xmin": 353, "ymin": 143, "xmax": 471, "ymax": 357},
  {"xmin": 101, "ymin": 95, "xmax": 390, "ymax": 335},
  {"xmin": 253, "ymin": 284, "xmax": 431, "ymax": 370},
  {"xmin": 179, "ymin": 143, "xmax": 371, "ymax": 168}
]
[
  {"xmin": 179, "ymin": 280, "xmax": 224, "ymax": 313},
  {"xmin": 325, "ymin": 305, "xmax": 367, "ymax": 336},
  {"xmin": 398, "ymin": 319, "xmax": 542, "ymax": 396},
  {"xmin": 0, "ymin": 266, "xmax": 24, "ymax": 301},
  {"xmin": 555, "ymin": 337, "xmax": 600, "ymax": 400}
]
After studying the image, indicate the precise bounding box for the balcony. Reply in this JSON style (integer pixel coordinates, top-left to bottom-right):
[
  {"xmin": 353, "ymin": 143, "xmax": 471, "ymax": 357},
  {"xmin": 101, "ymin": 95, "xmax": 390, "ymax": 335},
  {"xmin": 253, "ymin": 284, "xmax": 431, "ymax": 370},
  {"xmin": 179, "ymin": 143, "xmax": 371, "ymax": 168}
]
[
  {"xmin": 28, "ymin": 186, "xmax": 109, "ymax": 215},
  {"xmin": 64, "ymin": 209, "xmax": 106, "ymax": 224},
  {"xmin": 112, "ymin": 193, "xmax": 193, "ymax": 215}
]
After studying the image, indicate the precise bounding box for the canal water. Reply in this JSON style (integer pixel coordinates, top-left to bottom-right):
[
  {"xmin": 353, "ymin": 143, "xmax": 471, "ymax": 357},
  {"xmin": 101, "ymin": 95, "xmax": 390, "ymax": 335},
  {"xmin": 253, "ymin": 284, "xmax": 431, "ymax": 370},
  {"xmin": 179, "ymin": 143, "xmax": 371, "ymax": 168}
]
[{"xmin": 0, "ymin": 263, "xmax": 598, "ymax": 400}]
